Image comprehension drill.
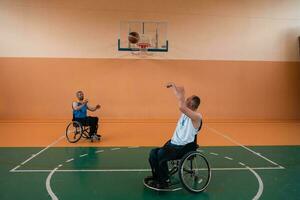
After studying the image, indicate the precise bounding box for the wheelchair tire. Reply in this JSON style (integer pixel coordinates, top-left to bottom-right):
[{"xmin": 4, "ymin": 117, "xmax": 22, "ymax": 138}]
[
  {"xmin": 66, "ymin": 121, "xmax": 83, "ymax": 143},
  {"xmin": 179, "ymin": 151, "xmax": 211, "ymax": 193}
]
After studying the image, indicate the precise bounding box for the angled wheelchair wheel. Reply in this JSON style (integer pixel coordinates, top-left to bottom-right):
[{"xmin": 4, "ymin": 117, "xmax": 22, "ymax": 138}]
[
  {"xmin": 66, "ymin": 121, "xmax": 83, "ymax": 143},
  {"xmin": 179, "ymin": 151, "xmax": 211, "ymax": 193}
]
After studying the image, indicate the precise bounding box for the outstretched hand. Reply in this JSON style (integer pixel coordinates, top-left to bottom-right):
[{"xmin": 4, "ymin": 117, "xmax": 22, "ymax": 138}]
[{"xmin": 165, "ymin": 82, "xmax": 175, "ymax": 88}]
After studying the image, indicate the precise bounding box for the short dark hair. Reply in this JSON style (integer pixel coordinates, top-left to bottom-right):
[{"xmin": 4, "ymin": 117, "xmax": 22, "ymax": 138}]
[
  {"xmin": 76, "ymin": 91, "xmax": 83, "ymax": 95},
  {"xmin": 191, "ymin": 96, "xmax": 201, "ymax": 109}
]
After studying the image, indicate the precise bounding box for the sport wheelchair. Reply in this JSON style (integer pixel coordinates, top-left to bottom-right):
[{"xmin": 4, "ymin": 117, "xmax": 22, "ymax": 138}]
[
  {"xmin": 144, "ymin": 120, "xmax": 211, "ymax": 193},
  {"xmin": 168, "ymin": 143, "xmax": 211, "ymax": 192},
  {"xmin": 144, "ymin": 141, "xmax": 211, "ymax": 193},
  {"xmin": 65, "ymin": 116, "xmax": 100, "ymax": 143}
]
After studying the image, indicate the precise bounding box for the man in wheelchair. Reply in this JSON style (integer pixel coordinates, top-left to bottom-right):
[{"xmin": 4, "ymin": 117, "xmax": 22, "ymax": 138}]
[
  {"xmin": 72, "ymin": 91, "xmax": 101, "ymax": 139},
  {"xmin": 146, "ymin": 83, "xmax": 202, "ymax": 190}
]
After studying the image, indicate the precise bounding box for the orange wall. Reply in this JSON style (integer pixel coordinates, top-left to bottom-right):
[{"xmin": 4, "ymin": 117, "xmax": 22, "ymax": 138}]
[{"xmin": 0, "ymin": 58, "xmax": 299, "ymax": 121}]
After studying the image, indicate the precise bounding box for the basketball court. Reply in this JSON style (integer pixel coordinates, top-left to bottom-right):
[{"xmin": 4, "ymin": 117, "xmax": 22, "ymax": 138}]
[
  {"xmin": 1, "ymin": 121, "xmax": 300, "ymax": 199},
  {"xmin": 1, "ymin": 1, "xmax": 300, "ymax": 200}
]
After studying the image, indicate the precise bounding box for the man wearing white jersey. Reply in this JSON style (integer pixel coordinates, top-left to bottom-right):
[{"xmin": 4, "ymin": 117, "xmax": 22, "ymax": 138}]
[{"xmin": 146, "ymin": 83, "xmax": 202, "ymax": 189}]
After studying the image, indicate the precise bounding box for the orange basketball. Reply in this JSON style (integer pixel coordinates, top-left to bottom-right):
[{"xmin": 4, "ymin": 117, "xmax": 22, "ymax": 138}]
[{"xmin": 128, "ymin": 32, "xmax": 140, "ymax": 44}]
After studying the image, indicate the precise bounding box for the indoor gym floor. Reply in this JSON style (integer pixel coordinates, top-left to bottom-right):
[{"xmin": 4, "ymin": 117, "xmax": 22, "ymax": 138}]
[{"xmin": 1, "ymin": 121, "xmax": 300, "ymax": 200}]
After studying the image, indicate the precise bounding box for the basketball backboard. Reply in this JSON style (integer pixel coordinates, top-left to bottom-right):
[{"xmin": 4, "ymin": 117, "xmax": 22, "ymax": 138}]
[{"xmin": 118, "ymin": 21, "xmax": 168, "ymax": 52}]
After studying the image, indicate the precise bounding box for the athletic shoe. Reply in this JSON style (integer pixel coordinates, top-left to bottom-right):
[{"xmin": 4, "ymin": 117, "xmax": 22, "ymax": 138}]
[
  {"xmin": 156, "ymin": 181, "xmax": 170, "ymax": 189},
  {"xmin": 144, "ymin": 176, "xmax": 155, "ymax": 183},
  {"xmin": 147, "ymin": 179, "xmax": 159, "ymax": 188}
]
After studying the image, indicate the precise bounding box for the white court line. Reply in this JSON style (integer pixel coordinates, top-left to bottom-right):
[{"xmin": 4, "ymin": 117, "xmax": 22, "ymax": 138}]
[
  {"xmin": 111, "ymin": 148, "xmax": 121, "ymax": 151},
  {"xmin": 79, "ymin": 154, "xmax": 88, "ymax": 157},
  {"xmin": 65, "ymin": 158, "xmax": 74, "ymax": 163},
  {"xmin": 224, "ymin": 156, "xmax": 233, "ymax": 160},
  {"xmin": 239, "ymin": 162, "xmax": 246, "ymax": 166},
  {"xmin": 11, "ymin": 166, "xmax": 284, "ymax": 173},
  {"xmin": 210, "ymin": 152, "xmax": 219, "ymax": 156},
  {"xmin": 207, "ymin": 126, "xmax": 284, "ymax": 168},
  {"xmin": 10, "ymin": 165, "xmax": 21, "ymax": 171},
  {"xmin": 246, "ymin": 166, "xmax": 264, "ymax": 200},
  {"xmin": 10, "ymin": 135, "xmax": 65, "ymax": 172},
  {"xmin": 46, "ymin": 166, "xmax": 60, "ymax": 200},
  {"xmin": 95, "ymin": 150, "xmax": 104, "ymax": 153}
]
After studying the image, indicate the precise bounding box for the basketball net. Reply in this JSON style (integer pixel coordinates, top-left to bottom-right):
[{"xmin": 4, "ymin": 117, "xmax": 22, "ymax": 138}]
[
  {"xmin": 138, "ymin": 43, "xmax": 151, "ymax": 55},
  {"xmin": 131, "ymin": 34, "xmax": 152, "ymax": 57}
]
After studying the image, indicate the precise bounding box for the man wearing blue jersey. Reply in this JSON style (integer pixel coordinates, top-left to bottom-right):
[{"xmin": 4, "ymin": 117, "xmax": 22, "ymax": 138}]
[
  {"xmin": 146, "ymin": 83, "xmax": 202, "ymax": 189},
  {"xmin": 72, "ymin": 91, "xmax": 101, "ymax": 138}
]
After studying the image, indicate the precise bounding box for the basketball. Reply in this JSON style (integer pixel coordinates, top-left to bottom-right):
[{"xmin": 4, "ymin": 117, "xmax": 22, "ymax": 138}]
[{"xmin": 128, "ymin": 32, "xmax": 140, "ymax": 44}]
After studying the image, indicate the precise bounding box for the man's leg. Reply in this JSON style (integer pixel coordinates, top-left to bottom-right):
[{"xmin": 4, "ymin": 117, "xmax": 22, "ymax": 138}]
[
  {"xmin": 87, "ymin": 116, "xmax": 98, "ymax": 136},
  {"xmin": 146, "ymin": 144, "xmax": 178, "ymax": 189},
  {"xmin": 91, "ymin": 116, "xmax": 100, "ymax": 137},
  {"xmin": 156, "ymin": 141, "xmax": 187, "ymax": 188},
  {"xmin": 156, "ymin": 147, "xmax": 177, "ymax": 186},
  {"xmin": 148, "ymin": 148, "xmax": 160, "ymax": 180},
  {"xmin": 93, "ymin": 117, "xmax": 99, "ymax": 134}
]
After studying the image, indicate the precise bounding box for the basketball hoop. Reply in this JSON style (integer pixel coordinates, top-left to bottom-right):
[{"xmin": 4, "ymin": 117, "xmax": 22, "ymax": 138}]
[
  {"xmin": 137, "ymin": 42, "xmax": 151, "ymax": 51},
  {"xmin": 137, "ymin": 42, "xmax": 150, "ymax": 49},
  {"xmin": 118, "ymin": 21, "xmax": 168, "ymax": 54},
  {"xmin": 131, "ymin": 42, "xmax": 151, "ymax": 56}
]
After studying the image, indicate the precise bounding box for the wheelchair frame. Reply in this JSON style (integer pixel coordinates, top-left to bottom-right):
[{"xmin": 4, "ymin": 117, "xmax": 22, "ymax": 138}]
[
  {"xmin": 144, "ymin": 119, "xmax": 211, "ymax": 193},
  {"xmin": 144, "ymin": 149, "xmax": 211, "ymax": 193},
  {"xmin": 65, "ymin": 120, "xmax": 100, "ymax": 143}
]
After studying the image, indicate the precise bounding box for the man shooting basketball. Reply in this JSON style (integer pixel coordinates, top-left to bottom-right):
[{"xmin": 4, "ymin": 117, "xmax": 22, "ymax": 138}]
[{"xmin": 146, "ymin": 83, "xmax": 202, "ymax": 189}]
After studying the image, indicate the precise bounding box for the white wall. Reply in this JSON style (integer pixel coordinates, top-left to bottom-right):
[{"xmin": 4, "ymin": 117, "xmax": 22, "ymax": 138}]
[{"xmin": 0, "ymin": 0, "xmax": 299, "ymax": 61}]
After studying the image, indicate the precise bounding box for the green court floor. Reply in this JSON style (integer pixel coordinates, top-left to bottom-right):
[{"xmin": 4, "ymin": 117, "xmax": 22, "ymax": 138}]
[{"xmin": 1, "ymin": 146, "xmax": 300, "ymax": 200}]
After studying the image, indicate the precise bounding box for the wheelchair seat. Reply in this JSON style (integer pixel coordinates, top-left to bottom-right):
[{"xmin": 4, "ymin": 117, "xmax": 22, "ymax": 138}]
[{"xmin": 174, "ymin": 141, "xmax": 198, "ymax": 160}]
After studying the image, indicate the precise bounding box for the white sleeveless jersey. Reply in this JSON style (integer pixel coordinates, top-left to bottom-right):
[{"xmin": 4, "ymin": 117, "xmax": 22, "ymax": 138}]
[{"xmin": 171, "ymin": 114, "xmax": 199, "ymax": 146}]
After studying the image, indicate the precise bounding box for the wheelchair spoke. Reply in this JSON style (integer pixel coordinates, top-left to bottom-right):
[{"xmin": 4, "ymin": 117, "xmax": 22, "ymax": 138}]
[
  {"xmin": 179, "ymin": 151, "xmax": 211, "ymax": 193},
  {"xmin": 183, "ymin": 167, "xmax": 193, "ymax": 174}
]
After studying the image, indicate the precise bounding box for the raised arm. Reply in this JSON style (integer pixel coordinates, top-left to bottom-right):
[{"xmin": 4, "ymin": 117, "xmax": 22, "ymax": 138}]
[
  {"xmin": 166, "ymin": 82, "xmax": 201, "ymax": 123},
  {"xmin": 166, "ymin": 82, "xmax": 185, "ymax": 108}
]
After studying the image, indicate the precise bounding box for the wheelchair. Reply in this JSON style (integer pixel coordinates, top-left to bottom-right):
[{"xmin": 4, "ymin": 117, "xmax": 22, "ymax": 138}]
[
  {"xmin": 144, "ymin": 142, "xmax": 211, "ymax": 193},
  {"xmin": 167, "ymin": 144, "xmax": 211, "ymax": 193},
  {"xmin": 144, "ymin": 120, "xmax": 211, "ymax": 193},
  {"xmin": 65, "ymin": 118, "xmax": 100, "ymax": 143}
]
